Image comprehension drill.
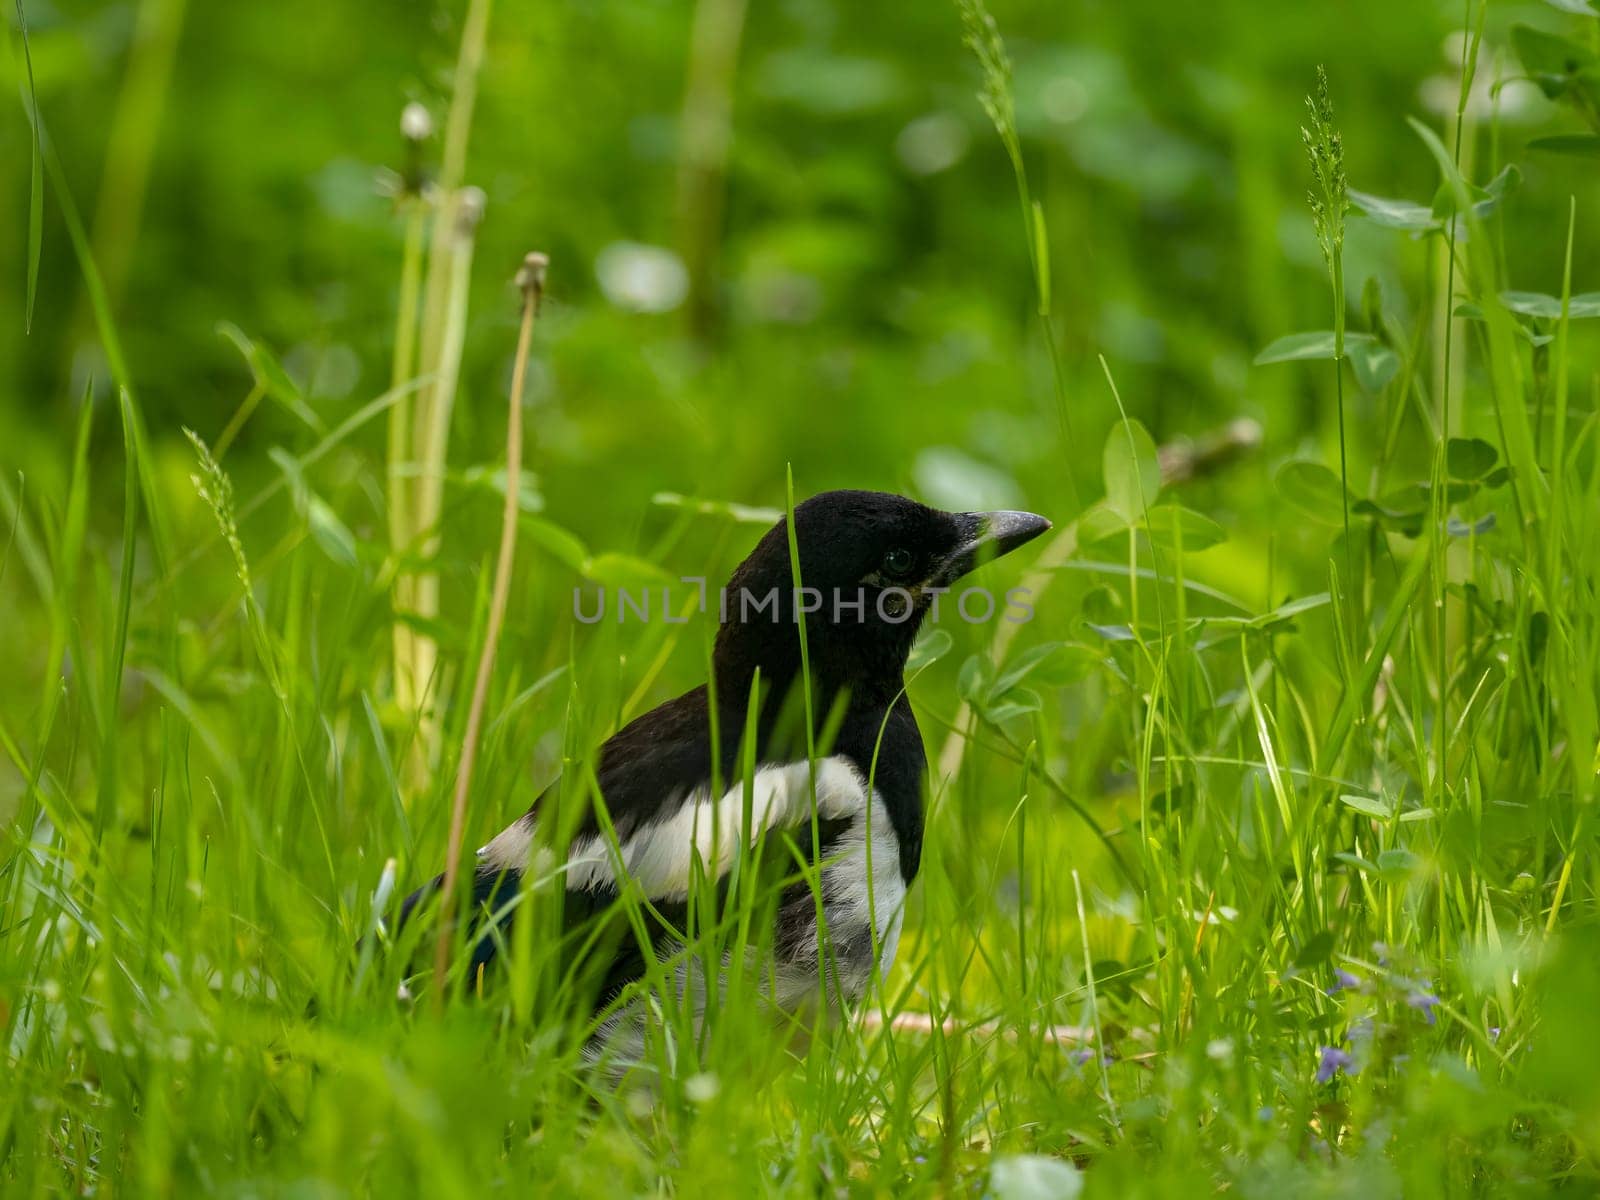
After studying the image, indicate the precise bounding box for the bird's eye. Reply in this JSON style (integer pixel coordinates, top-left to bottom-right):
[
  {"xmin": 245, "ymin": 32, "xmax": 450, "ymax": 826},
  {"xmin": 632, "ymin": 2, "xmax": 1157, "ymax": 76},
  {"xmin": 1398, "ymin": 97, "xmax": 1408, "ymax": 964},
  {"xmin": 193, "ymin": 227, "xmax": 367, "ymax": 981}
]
[{"xmin": 881, "ymin": 546, "xmax": 916, "ymax": 578}]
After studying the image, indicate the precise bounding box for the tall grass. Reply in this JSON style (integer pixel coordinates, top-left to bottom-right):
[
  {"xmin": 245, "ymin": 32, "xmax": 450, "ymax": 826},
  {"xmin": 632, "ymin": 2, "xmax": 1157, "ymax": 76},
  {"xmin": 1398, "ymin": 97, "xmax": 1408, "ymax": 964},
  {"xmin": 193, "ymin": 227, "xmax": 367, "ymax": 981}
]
[{"xmin": 4, "ymin": 2, "xmax": 1600, "ymax": 1196}]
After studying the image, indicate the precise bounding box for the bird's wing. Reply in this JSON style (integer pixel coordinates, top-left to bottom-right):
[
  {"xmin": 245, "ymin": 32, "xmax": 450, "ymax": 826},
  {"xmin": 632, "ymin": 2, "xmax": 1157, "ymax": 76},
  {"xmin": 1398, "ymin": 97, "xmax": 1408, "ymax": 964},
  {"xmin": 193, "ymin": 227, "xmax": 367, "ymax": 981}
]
[
  {"xmin": 542, "ymin": 755, "xmax": 869, "ymax": 901},
  {"xmin": 398, "ymin": 684, "xmax": 875, "ymax": 988}
]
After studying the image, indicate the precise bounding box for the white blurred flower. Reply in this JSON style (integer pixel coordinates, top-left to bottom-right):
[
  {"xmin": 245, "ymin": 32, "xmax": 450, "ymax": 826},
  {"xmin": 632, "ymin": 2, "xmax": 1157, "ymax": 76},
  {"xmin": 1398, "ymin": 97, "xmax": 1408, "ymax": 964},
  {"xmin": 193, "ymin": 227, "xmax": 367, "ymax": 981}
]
[
  {"xmin": 990, "ymin": 1153, "xmax": 1083, "ymax": 1200},
  {"xmin": 1042, "ymin": 76, "xmax": 1088, "ymax": 124},
  {"xmin": 913, "ymin": 446, "xmax": 1022, "ymax": 513},
  {"xmin": 1419, "ymin": 73, "xmax": 1543, "ymax": 124},
  {"xmin": 684, "ymin": 1071, "xmax": 720, "ymax": 1104},
  {"xmin": 596, "ymin": 242, "xmax": 689, "ymax": 313},
  {"xmin": 896, "ymin": 112, "xmax": 969, "ymax": 175},
  {"xmin": 741, "ymin": 269, "xmax": 822, "ymax": 324},
  {"xmin": 400, "ymin": 101, "xmax": 434, "ymax": 142},
  {"xmin": 1423, "ymin": 34, "xmax": 1545, "ymax": 123}
]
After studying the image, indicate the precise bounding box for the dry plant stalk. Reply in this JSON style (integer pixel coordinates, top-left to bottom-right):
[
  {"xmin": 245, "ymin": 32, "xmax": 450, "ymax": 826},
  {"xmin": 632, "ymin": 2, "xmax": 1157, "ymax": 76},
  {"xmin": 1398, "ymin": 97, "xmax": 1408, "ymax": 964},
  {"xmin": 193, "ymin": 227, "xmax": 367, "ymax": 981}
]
[
  {"xmin": 405, "ymin": 186, "xmax": 487, "ymax": 782},
  {"xmin": 387, "ymin": 158, "xmax": 431, "ymax": 780},
  {"xmin": 430, "ymin": 252, "xmax": 548, "ymax": 1007},
  {"xmin": 390, "ymin": 0, "xmax": 494, "ymax": 799}
]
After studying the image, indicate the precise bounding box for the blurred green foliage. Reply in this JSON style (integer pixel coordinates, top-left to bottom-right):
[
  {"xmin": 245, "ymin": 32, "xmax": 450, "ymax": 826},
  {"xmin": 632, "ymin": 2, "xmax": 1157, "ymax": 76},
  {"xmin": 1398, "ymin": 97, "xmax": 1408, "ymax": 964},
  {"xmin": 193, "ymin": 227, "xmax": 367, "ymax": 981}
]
[
  {"xmin": 1, "ymin": 0, "xmax": 1590, "ymax": 534},
  {"xmin": 8, "ymin": 0, "xmax": 1600, "ymax": 1194}
]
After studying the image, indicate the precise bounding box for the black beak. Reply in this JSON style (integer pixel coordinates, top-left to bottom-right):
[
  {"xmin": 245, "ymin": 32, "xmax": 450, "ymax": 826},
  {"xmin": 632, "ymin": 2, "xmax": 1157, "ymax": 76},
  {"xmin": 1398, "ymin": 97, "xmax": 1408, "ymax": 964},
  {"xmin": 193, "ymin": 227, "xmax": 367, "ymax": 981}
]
[{"xmin": 942, "ymin": 510, "xmax": 1052, "ymax": 581}]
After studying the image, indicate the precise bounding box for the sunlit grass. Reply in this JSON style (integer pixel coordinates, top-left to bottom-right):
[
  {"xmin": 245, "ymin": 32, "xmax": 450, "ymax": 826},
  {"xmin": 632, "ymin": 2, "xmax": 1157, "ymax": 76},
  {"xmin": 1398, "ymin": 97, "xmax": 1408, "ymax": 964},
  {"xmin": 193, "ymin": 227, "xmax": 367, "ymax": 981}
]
[{"xmin": 5, "ymin": 0, "xmax": 1600, "ymax": 1195}]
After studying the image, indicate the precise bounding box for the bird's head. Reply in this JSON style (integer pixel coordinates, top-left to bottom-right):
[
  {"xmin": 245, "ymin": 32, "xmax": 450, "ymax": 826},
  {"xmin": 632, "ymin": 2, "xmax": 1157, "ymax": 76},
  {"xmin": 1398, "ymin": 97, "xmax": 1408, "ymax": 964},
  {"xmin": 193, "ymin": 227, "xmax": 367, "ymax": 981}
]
[{"xmin": 714, "ymin": 490, "xmax": 1050, "ymax": 702}]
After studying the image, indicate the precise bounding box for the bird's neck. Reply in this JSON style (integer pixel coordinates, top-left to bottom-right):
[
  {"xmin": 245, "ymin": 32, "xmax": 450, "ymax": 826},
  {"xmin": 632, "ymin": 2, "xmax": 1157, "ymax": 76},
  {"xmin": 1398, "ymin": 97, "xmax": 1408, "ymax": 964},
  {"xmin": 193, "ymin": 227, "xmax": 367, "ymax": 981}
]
[{"xmin": 712, "ymin": 623, "xmax": 918, "ymax": 719}]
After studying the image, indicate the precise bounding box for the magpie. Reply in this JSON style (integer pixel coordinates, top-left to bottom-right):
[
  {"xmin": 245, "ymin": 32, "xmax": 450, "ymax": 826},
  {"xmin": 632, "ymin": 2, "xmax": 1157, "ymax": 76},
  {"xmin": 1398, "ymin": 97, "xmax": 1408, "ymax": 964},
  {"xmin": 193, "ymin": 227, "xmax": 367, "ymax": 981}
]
[{"xmin": 396, "ymin": 489, "xmax": 1049, "ymax": 1062}]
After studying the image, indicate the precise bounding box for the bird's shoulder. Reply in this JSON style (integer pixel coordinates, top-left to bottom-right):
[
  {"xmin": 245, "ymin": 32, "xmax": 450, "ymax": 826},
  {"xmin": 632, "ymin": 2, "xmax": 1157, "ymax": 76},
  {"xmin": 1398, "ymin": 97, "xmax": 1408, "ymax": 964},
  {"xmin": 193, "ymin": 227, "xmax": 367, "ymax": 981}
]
[{"xmin": 593, "ymin": 684, "xmax": 724, "ymax": 840}]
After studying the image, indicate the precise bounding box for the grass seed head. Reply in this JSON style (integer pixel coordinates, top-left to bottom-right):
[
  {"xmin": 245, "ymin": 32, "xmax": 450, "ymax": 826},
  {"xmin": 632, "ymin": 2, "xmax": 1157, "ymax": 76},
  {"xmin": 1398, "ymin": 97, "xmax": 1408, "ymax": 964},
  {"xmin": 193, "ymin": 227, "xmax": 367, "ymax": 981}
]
[
  {"xmin": 1302, "ymin": 64, "xmax": 1348, "ymax": 274},
  {"xmin": 184, "ymin": 427, "xmax": 252, "ymax": 596},
  {"xmin": 959, "ymin": 0, "xmax": 1017, "ymax": 149}
]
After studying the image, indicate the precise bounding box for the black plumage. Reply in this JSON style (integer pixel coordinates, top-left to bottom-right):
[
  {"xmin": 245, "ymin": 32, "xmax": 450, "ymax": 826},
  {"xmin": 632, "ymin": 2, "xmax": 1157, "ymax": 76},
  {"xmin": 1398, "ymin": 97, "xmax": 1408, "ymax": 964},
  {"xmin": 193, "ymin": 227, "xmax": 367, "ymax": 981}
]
[{"xmin": 395, "ymin": 490, "xmax": 1049, "ymax": 1055}]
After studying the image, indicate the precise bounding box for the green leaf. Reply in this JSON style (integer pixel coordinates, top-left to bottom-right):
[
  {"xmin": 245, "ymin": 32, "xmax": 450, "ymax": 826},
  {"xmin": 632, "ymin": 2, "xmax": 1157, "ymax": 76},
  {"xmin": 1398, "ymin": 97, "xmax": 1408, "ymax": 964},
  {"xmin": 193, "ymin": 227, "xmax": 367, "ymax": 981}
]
[
  {"xmin": 1141, "ymin": 503, "xmax": 1227, "ymax": 552},
  {"xmin": 268, "ymin": 448, "xmax": 358, "ymax": 567},
  {"xmin": 1347, "ymin": 338, "xmax": 1400, "ymax": 393},
  {"xmin": 1246, "ymin": 591, "xmax": 1331, "ymax": 632},
  {"xmin": 957, "ymin": 654, "xmax": 995, "ymax": 702},
  {"xmin": 1080, "ymin": 585, "xmax": 1123, "ymax": 627},
  {"xmin": 652, "ymin": 492, "xmax": 784, "ymax": 525},
  {"xmin": 983, "ymin": 689, "xmax": 1043, "ymax": 725},
  {"xmin": 1341, "ymin": 793, "xmax": 1394, "ymax": 820},
  {"xmin": 1353, "ymin": 484, "xmax": 1428, "ymax": 535},
  {"xmin": 992, "ymin": 642, "xmax": 1069, "ymax": 694},
  {"xmin": 1294, "ymin": 931, "xmax": 1336, "ymax": 968},
  {"xmin": 1102, "ymin": 419, "xmax": 1160, "ymax": 523},
  {"xmin": 1376, "ymin": 847, "xmax": 1422, "ymax": 880},
  {"xmin": 1349, "ymin": 189, "xmax": 1436, "ymax": 232},
  {"xmin": 1452, "ymin": 300, "xmax": 1556, "ymax": 345},
  {"xmin": 1407, "ymin": 117, "xmax": 1472, "ymax": 218},
  {"xmin": 1077, "ymin": 501, "xmax": 1130, "ymax": 542},
  {"xmin": 1275, "ymin": 461, "xmax": 1353, "ymax": 526},
  {"xmin": 1334, "ymin": 851, "xmax": 1381, "ymax": 875},
  {"xmin": 583, "ymin": 551, "xmax": 674, "ymax": 590},
  {"xmin": 1544, "ymin": 0, "xmax": 1599, "ymax": 14},
  {"xmin": 1501, "ymin": 290, "xmax": 1600, "ymax": 319},
  {"xmin": 461, "ymin": 464, "xmax": 544, "ymax": 514},
  {"xmin": 1512, "ymin": 24, "xmax": 1598, "ymax": 99},
  {"xmin": 1084, "ymin": 622, "xmax": 1135, "ymax": 642},
  {"xmin": 1446, "ymin": 437, "xmax": 1499, "ymax": 480},
  {"xmin": 1475, "ymin": 163, "xmax": 1522, "ymax": 218},
  {"xmin": 1448, "ymin": 513, "xmax": 1497, "ymax": 538},
  {"xmin": 306, "ymin": 496, "xmax": 359, "ymax": 567},
  {"xmin": 519, "ymin": 515, "xmax": 589, "ymax": 571},
  {"xmin": 907, "ymin": 628, "xmax": 953, "ymax": 672},
  {"xmin": 1528, "ymin": 133, "xmax": 1600, "ymax": 157},
  {"xmin": 1254, "ymin": 331, "xmax": 1392, "ymax": 389},
  {"xmin": 218, "ymin": 323, "xmax": 323, "ymax": 432},
  {"xmin": 1433, "ymin": 164, "xmax": 1521, "ymax": 223},
  {"xmin": 1254, "ymin": 330, "xmax": 1342, "ymax": 363},
  {"xmin": 16, "ymin": 0, "xmax": 42, "ymax": 334}
]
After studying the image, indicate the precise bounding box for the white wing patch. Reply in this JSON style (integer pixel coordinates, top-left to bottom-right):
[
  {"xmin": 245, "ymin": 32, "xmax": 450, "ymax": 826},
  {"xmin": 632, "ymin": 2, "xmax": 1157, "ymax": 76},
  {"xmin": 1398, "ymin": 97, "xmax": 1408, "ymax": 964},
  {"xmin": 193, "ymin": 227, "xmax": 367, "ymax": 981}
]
[
  {"xmin": 570, "ymin": 755, "xmax": 869, "ymax": 900},
  {"xmin": 477, "ymin": 755, "xmax": 876, "ymax": 902}
]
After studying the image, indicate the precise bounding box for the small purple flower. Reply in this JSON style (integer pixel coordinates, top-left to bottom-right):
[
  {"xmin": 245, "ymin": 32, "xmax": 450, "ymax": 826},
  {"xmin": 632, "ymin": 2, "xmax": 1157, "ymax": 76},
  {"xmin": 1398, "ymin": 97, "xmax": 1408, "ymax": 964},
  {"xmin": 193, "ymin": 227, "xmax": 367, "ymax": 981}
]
[
  {"xmin": 1329, "ymin": 968, "xmax": 1362, "ymax": 994},
  {"xmin": 1406, "ymin": 986, "xmax": 1440, "ymax": 1025},
  {"xmin": 1316, "ymin": 1046, "xmax": 1353, "ymax": 1083},
  {"xmin": 1488, "ymin": 1026, "xmax": 1502, "ymax": 1042},
  {"xmin": 1070, "ymin": 1048, "xmax": 1096, "ymax": 1067}
]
